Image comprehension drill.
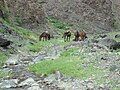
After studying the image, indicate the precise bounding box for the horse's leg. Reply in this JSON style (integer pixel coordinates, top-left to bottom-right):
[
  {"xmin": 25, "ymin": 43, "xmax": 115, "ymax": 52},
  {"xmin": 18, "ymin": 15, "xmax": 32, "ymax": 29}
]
[
  {"xmin": 67, "ymin": 36, "xmax": 68, "ymax": 42},
  {"xmin": 66, "ymin": 36, "xmax": 69, "ymax": 42},
  {"xmin": 64, "ymin": 37, "xmax": 66, "ymax": 42},
  {"xmin": 45, "ymin": 37, "xmax": 48, "ymax": 41},
  {"xmin": 66, "ymin": 37, "xmax": 67, "ymax": 42},
  {"xmin": 64, "ymin": 37, "xmax": 65, "ymax": 42},
  {"xmin": 76, "ymin": 37, "xmax": 78, "ymax": 41},
  {"xmin": 39, "ymin": 37, "xmax": 41, "ymax": 41},
  {"xmin": 43, "ymin": 37, "xmax": 45, "ymax": 41},
  {"xmin": 69, "ymin": 36, "xmax": 70, "ymax": 41},
  {"xmin": 75, "ymin": 37, "xmax": 76, "ymax": 41}
]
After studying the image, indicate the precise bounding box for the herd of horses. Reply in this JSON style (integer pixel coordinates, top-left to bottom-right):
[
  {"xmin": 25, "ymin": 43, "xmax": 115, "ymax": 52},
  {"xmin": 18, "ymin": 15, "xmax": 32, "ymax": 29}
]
[{"xmin": 39, "ymin": 30, "xmax": 87, "ymax": 42}]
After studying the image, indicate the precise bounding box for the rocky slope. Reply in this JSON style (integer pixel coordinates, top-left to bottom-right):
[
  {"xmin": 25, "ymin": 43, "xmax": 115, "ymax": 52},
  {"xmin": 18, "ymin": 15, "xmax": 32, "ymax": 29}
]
[
  {"xmin": 0, "ymin": 1, "xmax": 120, "ymax": 89},
  {"xmin": 0, "ymin": 33, "xmax": 120, "ymax": 90},
  {"xmin": 43, "ymin": 0, "xmax": 115, "ymax": 33},
  {"xmin": 0, "ymin": 0, "xmax": 46, "ymax": 30},
  {"xmin": 1, "ymin": 0, "xmax": 120, "ymax": 33},
  {"xmin": 112, "ymin": 0, "xmax": 120, "ymax": 30}
]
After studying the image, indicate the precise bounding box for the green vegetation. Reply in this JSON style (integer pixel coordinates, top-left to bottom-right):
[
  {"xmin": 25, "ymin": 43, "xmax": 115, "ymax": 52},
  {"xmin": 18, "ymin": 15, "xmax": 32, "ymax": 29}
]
[
  {"xmin": 107, "ymin": 31, "xmax": 120, "ymax": 42},
  {"xmin": 15, "ymin": 16, "xmax": 23, "ymax": 25},
  {"xmin": 0, "ymin": 28, "xmax": 5, "ymax": 33},
  {"xmin": 0, "ymin": 70, "xmax": 12, "ymax": 78},
  {"xmin": 0, "ymin": 52, "xmax": 12, "ymax": 78},
  {"xmin": 0, "ymin": 18, "xmax": 38, "ymax": 41},
  {"xmin": 47, "ymin": 17, "xmax": 73, "ymax": 32},
  {"xmin": 0, "ymin": 52, "xmax": 7, "ymax": 67},
  {"xmin": 27, "ymin": 38, "xmax": 71, "ymax": 53},
  {"xmin": 29, "ymin": 48, "xmax": 107, "ymax": 83}
]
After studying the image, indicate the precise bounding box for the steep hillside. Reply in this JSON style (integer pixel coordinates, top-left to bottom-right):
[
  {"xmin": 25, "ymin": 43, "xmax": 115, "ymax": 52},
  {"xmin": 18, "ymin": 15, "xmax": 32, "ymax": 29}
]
[
  {"xmin": 0, "ymin": 1, "xmax": 120, "ymax": 90},
  {"xmin": 43, "ymin": 0, "xmax": 116, "ymax": 33},
  {"xmin": 1, "ymin": 0, "xmax": 120, "ymax": 34},
  {"xmin": 112, "ymin": 0, "xmax": 120, "ymax": 30},
  {"xmin": 0, "ymin": 0, "xmax": 46, "ymax": 31}
]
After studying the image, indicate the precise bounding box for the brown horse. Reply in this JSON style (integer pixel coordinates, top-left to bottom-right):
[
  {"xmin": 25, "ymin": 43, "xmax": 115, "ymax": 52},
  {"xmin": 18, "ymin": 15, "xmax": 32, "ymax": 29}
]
[
  {"xmin": 74, "ymin": 31, "xmax": 87, "ymax": 41},
  {"xmin": 39, "ymin": 31, "xmax": 50, "ymax": 41},
  {"xmin": 74, "ymin": 31, "xmax": 80, "ymax": 41},
  {"xmin": 63, "ymin": 30, "xmax": 71, "ymax": 42}
]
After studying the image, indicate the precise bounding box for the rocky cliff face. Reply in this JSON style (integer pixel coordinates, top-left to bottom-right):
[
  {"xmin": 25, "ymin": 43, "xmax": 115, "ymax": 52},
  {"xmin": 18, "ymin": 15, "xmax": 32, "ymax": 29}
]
[
  {"xmin": 0, "ymin": 0, "xmax": 119, "ymax": 33},
  {"xmin": 0, "ymin": 0, "xmax": 46, "ymax": 29},
  {"xmin": 43, "ymin": 0, "xmax": 116, "ymax": 33},
  {"xmin": 112, "ymin": 0, "xmax": 120, "ymax": 30}
]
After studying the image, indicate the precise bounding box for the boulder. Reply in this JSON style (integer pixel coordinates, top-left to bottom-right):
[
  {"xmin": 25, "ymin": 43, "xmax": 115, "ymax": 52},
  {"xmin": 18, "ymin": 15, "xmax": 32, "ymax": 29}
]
[
  {"xmin": 99, "ymin": 34, "xmax": 107, "ymax": 38},
  {"xmin": 0, "ymin": 79, "xmax": 18, "ymax": 89},
  {"xmin": 91, "ymin": 39, "xmax": 99, "ymax": 43},
  {"xmin": 0, "ymin": 37, "xmax": 11, "ymax": 48},
  {"xmin": 6, "ymin": 54, "xmax": 19, "ymax": 65},
  {"xmin": 27, "ymin": 83, "xmax": 42, "ymax": 90},
  {"xmin": 86, "ymin": 82, "xmax": 94, "ymax": 90},
  {"xmin": 98, "ymin": 38, "xmax": 117, "ymax": 49},
  {"xmin": 115, "ymin": 34, "xmax": 120, "ymax": 38},
  {"xmin": 0, "ymin": 9, "xmax": 4, "ymax": 19},
  {"xmin": 110, "ymin": 42, "xmax": 120, "ymax": 50},
  {"xmin": 54, "ymin": 71, "xmax": 63, "ymax": 81},
  {"xmin": 18, "ymin": 78, "xmax": 36, "ymax": 87}
]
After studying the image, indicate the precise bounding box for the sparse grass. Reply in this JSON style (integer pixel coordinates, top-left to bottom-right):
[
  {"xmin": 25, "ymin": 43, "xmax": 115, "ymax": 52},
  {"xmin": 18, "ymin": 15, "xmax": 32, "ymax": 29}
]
[
  {"xmin": 107, "ymin": 31, "xmax": 120, "ymax": 42},
  {"xmin": 47, "ymin": 17, "xmax": 73, "ymax": 34},
  {"xmin": 27, "ymin": 38, "xmax": 71, "ymax": 52},
  {"xmin": 0, "ymin": 52, "xmax": 12, "ymax": 78},
  {"xmin": 0, "ymin": 52, "xmax": 7, "ymax": 67},
  {"xmin": 0, "ymin": 18, "xmax": 38, "ymax": 41},
  {"xmin": 0, "ymin": 28, "xmax": 5, "ymax": 33},
  {"xmin": 0, "ymin": 70, "xmax": 13, "ymax": 78}
]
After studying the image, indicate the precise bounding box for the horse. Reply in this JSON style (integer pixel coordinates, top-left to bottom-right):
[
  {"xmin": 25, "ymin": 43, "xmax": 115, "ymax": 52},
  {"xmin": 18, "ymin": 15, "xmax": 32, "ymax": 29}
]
[
  {"xmin": 63, "ymin": 30, "xmax": 71, "ymax": 42},
  {"xmin": 74, "ymin": 30, "xmax": 80, "ymax": 41},
  {"xmin": 74, "ymin": 31, "xmax": 87, "ymax": 41},
  {"xmin": 39, "ymin": 31, "xmax": 50, "ymax": 41},
  {"xmin": 79, "ymin": 31, "xmax": 87, "ymax": 41}
]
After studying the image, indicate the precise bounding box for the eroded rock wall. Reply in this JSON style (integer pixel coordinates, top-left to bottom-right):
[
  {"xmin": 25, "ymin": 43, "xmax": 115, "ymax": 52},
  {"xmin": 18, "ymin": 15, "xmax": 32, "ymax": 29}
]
[{"xmin": 43, "ymin": 0, "xmax": 115, "ymax": 33}]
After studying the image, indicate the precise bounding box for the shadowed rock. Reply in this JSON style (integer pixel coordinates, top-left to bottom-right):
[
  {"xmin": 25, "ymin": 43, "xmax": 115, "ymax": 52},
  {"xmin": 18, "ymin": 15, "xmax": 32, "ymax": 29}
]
[
  {"xmin": 0, "ymin": 37, "xmax": 12, "ymax": 49},
  {"xmin": 110, "ymin": 42, "xmax": 120, "ymax": 50},
  {"xmin": 0, "ymin": 9, "xmax": 4, "ymax": 19},
  {"xmin": 115, "ymin": 34, "xmax": 120, "ymax": 38}
]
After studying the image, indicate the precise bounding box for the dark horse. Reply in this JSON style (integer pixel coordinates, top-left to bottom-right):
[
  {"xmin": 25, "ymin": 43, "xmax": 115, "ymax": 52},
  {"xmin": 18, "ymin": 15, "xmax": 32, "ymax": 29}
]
[
  {"xmin": 39, "ymin": 31, "xmax": 50, "ymax": 41},
  {"xmin": 63, "ymin": 30, "xmax": 71, "ymax": 42},
  {"xmin": 74, "ymin": 31, "xmax": 87, "ymax": 41}
]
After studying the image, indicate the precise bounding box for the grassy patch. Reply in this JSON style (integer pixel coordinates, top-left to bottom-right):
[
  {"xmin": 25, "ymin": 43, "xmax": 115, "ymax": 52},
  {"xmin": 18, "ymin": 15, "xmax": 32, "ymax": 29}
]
[
  {"xmin": 47, "ymin": 17, "xmax": 72, "ymax": 30},
  {"xmin": 0, "ymin": 70, "xmax": 13, "ymax": 78},
  {"xmin": 0, "ymin": 18, "xmax": 38, "ymax": 41},
  {"xmin": 107, "ymin": 31, "xmax": 120, "ymax": 42},
  {"xmin": 29, "ymin": 48, "xmax": 107, "ymax": 81},
  {"xmin": 0, "ymin": 52, "xmax": 12, "ymax": 78},
  {"xmin": 27, "ymin": 38, "xmax": 71, "ymax": 52},
  {"xmin": 0, "ymin": 52, "xmax": 7, "ymax": 67},
  {"xmin": 0, "ymin": 28, "xmax": 5, "ymax": 33}
]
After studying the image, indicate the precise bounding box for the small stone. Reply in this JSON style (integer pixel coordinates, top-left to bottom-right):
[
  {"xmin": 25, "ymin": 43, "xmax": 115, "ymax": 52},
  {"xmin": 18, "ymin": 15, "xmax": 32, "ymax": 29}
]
[
  {"xmin": 27, "ymin": 86, "xmax": 42, "ymax": 90},
  {"xmin": 0, "ymin": 79, "xmax": 18, "ymax": 88},
  {"xmin": 55, "ymin": 71, "xmax": 63, "ymax": 81},
  {"xmin": 6, "ymin": 54, "xmax": 19, "ymax": 65},
  {"xmin": 99, "ymin": 84, "xmax": 105, "ymax": 89},
  {"xmin": 87, "ymin": 82, "xmax": 94, "ymax": 90},
  {"xmin": 19, "ymin": 77, "xmax": 36, "ymax": 87}
]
